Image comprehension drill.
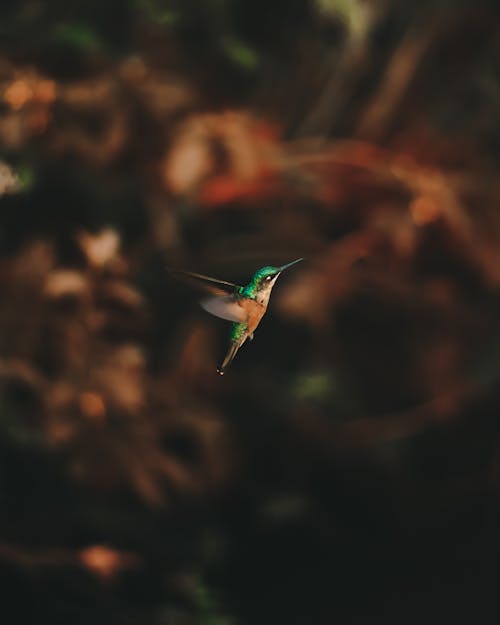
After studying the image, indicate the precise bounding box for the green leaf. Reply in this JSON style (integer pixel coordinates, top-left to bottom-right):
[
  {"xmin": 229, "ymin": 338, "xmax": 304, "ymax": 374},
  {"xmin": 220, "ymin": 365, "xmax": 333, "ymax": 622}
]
[
  {"xmin": 134, "ymin": 0, "xmax": 180, "ymax": 26},
  {"xmin": 52, "ymin": 22, "xmax": 104, "ymax": 51},
  {"xmin": 16, "ymin": 164, "xmax": 36, "ymax": 192},
  {"xmin": 221, "ymin": 36, "xmax": 259, "ymax": 71}
]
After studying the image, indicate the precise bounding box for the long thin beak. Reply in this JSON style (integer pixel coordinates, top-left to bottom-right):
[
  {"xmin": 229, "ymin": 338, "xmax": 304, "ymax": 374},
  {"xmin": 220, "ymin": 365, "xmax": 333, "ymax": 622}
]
[{"xmin": 278, "ymin": 258, "xmax": 304, "ymax": 272}]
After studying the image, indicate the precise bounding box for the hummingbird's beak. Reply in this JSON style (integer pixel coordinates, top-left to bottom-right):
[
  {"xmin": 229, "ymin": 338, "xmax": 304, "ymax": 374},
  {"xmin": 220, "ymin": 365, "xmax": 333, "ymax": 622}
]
[{"xmin": 278, "ymin": 258, "xmax": 304, "ymax": 273}]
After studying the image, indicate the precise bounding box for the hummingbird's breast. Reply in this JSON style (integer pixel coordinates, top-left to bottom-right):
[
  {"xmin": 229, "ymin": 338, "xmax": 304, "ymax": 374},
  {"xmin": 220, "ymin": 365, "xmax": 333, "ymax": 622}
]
[{"xmin": 238, "ymin": 297, "xmax": 267, "ymax": 334}]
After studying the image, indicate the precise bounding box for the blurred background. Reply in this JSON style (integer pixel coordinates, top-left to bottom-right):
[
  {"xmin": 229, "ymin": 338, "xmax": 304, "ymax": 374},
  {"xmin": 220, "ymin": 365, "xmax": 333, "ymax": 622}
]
[{"xmin": 1, "ymin": 0, "xmax": 500, "ymax": 623}]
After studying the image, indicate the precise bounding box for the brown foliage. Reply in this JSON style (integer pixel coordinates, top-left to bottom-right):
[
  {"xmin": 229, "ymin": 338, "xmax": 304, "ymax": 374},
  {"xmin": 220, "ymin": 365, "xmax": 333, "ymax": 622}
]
[{"xmin": 1, "ymin": 3, "xmax": 500, "ymax": 624}]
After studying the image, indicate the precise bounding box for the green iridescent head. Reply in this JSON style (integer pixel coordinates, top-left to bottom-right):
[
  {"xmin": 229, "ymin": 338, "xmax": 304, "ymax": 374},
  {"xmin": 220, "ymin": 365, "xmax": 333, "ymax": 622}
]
[
  {"xmin": 252, "ymin": 265, "xmax": 281, "ymax": 282},
  {"xmin": 244, "ymin": 258, "xmax": 303, "ymax": 295}
]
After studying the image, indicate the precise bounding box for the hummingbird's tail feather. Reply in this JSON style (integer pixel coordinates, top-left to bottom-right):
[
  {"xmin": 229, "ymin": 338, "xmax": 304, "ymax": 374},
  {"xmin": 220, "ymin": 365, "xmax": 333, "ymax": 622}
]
[{"xmin": 217, "ymin": 340, "xmax": 243, "ymax": 375}]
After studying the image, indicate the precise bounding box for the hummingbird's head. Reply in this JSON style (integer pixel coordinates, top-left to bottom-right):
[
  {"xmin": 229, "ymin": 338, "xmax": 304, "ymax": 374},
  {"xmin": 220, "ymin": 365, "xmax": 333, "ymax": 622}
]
[{"xmin": 248, "ymin": 258, "xmax": 303, "ymax": 305}]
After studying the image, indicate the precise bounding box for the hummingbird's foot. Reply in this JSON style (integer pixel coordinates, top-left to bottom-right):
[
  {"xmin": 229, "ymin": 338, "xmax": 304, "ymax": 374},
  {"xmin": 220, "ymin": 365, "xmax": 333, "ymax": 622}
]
[{"xmin": 249, "ymin": 333, "xmax": 254, "ymax": 341}]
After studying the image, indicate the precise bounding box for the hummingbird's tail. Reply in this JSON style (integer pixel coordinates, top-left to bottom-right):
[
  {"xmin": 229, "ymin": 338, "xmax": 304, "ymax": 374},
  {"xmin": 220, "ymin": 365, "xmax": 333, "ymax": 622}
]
[{"xmin": 217, "ymin": 340, "xmax": 243, "ymax": 375}]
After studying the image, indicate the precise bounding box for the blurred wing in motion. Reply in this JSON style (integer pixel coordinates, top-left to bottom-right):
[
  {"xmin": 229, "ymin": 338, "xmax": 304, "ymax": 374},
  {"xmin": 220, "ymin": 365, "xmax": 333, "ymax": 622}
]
[
  {"xmin": 200, "ymin": 295, "xmax": 247, "ymax": 322},
  {"xmin": 168, "ymin": 268, "xmax": 242, "ymax": 297}
]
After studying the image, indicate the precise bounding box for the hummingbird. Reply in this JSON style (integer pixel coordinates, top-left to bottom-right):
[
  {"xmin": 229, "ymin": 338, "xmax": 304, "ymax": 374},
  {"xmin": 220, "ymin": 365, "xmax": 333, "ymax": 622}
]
[{"xmin": 172, "ymin": 258, "xmax": 303, "ymax": 375}]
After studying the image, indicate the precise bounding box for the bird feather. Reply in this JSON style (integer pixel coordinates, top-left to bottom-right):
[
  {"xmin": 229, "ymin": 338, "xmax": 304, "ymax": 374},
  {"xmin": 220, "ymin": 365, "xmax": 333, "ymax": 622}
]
[
  {"xmin": 200, "ymin": 295, "xmax": 247, "ymax": 323},
  {"xmin": 168, "ymin": 268, "xmax": 242, "ymax": 296}
]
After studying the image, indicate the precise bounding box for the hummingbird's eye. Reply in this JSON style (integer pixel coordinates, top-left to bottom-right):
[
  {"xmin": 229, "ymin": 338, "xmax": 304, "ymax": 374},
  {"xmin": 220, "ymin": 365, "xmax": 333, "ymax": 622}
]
[{"xmin": 265, "ymin": 275, "xmax": 272, "ymax": 281}]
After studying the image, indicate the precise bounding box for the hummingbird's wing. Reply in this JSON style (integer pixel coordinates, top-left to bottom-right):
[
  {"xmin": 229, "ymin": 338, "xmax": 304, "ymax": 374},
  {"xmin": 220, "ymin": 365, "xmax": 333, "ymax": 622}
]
[
  {"xmin": 168, "ymin": 269, "xmax": 242, "ymax": 296},
  {"xmin": 200, "ymin": 295, "xmax": 247, "ymax": 323}
]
